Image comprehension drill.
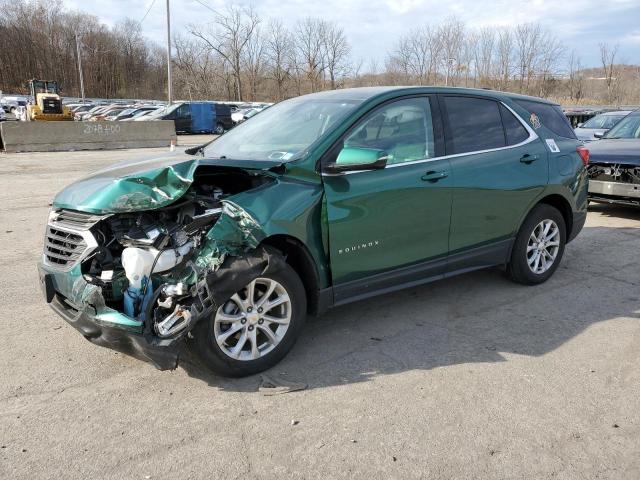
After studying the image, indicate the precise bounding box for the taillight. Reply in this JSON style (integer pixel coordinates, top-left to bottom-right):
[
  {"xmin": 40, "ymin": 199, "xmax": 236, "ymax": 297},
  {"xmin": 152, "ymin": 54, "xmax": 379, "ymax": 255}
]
[{"xmin": 576, "ymin": 146, "xmax": 589, "ymax": 166}]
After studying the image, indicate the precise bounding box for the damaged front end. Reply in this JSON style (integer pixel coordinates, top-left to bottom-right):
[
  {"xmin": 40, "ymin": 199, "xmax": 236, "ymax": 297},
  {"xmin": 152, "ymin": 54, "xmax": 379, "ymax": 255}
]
[
  {"xmin": 588, "ymin": 163, "xmax": 640, "ymax": 206},
  {"xmin": 38, "ymin": 162, "xmax": 279, "ymax": 369}
]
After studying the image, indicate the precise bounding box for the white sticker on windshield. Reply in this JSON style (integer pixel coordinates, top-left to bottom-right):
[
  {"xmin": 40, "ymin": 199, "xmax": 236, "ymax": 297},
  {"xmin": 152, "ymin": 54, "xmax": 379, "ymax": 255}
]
[
  {"xmin": 268, "ymin": 151, "xmax": 294, "ymax": 160},
  {"xmin": 545, "ymin": 139, "xmax": 560, "ymax": 153}
]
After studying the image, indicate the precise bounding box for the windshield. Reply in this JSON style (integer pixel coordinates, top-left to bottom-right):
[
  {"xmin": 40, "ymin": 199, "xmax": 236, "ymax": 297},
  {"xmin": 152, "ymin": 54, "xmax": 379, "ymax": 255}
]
[
  {"xmin": 204, "ymin": 96, "xmax": 361, "ymax": 161},
  {"xmin": 33, "ymin": 81, "xmax": 58, "ymax": 94},
  {"xmin": 604, "ymin": 114, "xmax": 640, "ymax": 139},
  {"xmin": 583, "ymin": 114, "xmax": 626, "ymax": 129}
]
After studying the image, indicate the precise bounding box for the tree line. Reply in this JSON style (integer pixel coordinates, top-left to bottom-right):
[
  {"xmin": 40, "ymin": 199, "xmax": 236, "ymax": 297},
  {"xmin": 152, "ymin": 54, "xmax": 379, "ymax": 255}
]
[
  {"xmin": 1, "ymin": 0, "xmax": 638, "ymax": 105},
  {"xmin": 0, "ymin": 0, "xmax": 165, "ymax": 99}
]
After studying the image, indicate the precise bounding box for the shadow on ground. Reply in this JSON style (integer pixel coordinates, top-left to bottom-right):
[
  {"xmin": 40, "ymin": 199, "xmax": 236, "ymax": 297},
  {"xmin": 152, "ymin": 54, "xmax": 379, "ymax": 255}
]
[
  {"xmin": 175, "ymin": 209, "xmax": 640, "ymax": 391},
  {"xmin": 588, "ymin": 202, "xmax": 640, "ymax": 220}
]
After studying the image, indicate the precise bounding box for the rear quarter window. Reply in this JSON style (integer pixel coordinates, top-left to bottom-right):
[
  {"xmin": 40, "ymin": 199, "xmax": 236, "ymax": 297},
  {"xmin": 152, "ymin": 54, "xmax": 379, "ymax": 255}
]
[
  {"xmin": 499, "ymin": 104, "xmax": 530, "ymax": 145},
  {"xmin": 515, "ymin": 100, "xmax": 576, "ymax": 139}
]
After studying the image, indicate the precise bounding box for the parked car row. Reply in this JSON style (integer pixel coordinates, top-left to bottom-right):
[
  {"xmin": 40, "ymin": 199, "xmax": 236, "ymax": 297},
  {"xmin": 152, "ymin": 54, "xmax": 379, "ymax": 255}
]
[
  {"xmin": 230, "ymin": 103, "xmax": 271, "ymax": 125},
  {"xmin": 1, "ymin": 95, "xmax": 27, "ymax": 114},
  {"xmin": 64, "ymin": 100, "xmax": 247, "ymax": 134},
  {"xmin": 68, "ymin": 103, "xmax": 164, "ymax": 122},
  {"xmin": 140, "ymin": 102, "xmax": 234, "ymax": 134}
]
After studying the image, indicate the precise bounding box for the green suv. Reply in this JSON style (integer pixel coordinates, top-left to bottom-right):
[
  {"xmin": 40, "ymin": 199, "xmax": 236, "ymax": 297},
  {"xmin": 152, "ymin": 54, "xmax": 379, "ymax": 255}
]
[{"xmin": 38, "ymin": 87, "xmax": 589, "ymax": 377}]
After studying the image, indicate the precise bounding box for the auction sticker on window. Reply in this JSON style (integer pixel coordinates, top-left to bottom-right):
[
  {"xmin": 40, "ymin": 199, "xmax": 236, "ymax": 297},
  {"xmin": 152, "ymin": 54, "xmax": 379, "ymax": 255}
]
[{"xmin": 545, "ymin": 139, "xmax": 560, "ymax": 153}]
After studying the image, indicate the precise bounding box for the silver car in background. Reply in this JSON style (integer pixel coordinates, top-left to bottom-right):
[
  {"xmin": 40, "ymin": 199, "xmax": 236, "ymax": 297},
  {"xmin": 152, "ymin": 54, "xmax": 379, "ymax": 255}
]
[{"xmin": 574, "ymin": 110, "xmax": 632, "ymax": 142}]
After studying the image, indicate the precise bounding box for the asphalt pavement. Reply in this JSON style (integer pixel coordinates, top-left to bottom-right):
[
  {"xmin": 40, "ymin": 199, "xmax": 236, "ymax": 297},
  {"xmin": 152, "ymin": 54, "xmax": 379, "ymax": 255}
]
[{"xmin": 0, "ymin": 141, "xmax": 638, "ymax": 479}]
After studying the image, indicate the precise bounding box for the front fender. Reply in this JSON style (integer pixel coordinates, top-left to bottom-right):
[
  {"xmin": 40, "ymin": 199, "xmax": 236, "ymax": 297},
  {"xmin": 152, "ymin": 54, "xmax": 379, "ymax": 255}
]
[{"xmin": 222, "ymin": 178, "xmax": 330, "ymax": 287}]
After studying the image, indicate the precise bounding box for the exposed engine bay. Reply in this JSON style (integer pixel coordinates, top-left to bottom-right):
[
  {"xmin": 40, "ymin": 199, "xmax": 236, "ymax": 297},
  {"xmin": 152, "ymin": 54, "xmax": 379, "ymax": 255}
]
[
  {"xmin": 57, "ymin": 167, "xmax": 274, "ymax": 343},
  {"xmin": 587, "ymin": 163, "xmax": 640, "ymax": 185},
  {"xmin": 587, "ymin": 163, "xmax": 640, "ymax": 205}
]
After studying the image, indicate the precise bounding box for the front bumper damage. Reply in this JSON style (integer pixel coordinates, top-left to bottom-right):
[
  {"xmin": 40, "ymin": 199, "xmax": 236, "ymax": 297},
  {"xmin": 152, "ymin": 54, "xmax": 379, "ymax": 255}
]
[
  {"xmin": 588, "ymin": 164, "xmax": 640, "ymax": 206},
  {"xmin": 40, "ymin": 270, "xmax": 180, "ymax": 369},
  {"xmin": 588, "ymin": 180, "xmax": 640, "ymax": 206},
  {"xmin": 39, "ymin": 200, "xmax": 275, "ymax": 370}
]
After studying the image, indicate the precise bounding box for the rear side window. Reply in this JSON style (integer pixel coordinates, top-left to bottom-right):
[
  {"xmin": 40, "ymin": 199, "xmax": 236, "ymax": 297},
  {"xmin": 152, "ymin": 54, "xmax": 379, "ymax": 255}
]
[
  {"xmin": 500, "ymin": 104, "xmax": 529, "ymax": 145},
  {"xmin": 444, "ymin": 96, "xmax": 505, "ymax": 154},
  {"xmin": 515, "ymin": 100, "xmax": 576, "ymax": 139}
]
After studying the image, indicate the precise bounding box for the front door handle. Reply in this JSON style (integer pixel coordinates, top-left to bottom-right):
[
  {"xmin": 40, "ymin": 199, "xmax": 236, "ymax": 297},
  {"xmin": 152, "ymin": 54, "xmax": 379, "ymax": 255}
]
[
  {"xmin": 421, "ymin": 170, "xmax": 449, "ymax": 182},
  {"xmin": 520, "ymin": 154, "xmax": 539, "ymax": 164}
]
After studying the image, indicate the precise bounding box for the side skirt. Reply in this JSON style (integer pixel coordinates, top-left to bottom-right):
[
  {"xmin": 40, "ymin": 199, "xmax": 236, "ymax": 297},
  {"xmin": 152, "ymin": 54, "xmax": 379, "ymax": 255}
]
[{"xmin": 320, "ymin": 238, "xmax": 514, "ymax": 311}]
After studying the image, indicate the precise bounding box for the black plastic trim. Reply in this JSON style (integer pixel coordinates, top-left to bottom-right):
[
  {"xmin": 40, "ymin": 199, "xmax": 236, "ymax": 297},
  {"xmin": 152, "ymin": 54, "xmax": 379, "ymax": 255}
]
[{"xmin": 329, "ymin": 238, "xmax": 514, "ymax": 308}]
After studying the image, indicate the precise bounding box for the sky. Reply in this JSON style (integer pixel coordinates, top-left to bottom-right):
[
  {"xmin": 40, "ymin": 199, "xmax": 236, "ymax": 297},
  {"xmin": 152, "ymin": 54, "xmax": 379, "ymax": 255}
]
[{"xmin": 64, "ymin": 0, "xmax": 640, "ymax": 69}]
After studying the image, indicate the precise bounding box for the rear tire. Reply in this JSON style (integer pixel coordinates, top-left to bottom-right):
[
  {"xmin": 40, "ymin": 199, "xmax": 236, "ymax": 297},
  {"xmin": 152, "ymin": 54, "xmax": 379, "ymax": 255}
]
[
  {"xmin": 192, "ymin": 254, "xmax": 306, "ymax": 377},
  {"xmin": 507, "ymin": 204, "xmax": 566, "ymax": 285}
]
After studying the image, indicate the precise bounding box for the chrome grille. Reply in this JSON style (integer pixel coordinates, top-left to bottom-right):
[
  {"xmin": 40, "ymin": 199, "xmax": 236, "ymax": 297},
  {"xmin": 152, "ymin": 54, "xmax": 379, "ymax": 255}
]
[
  {"xmin": 44, "ymin": 227, "xmax": 87, "ymax": 267},
  {"xmin": 50, "ymin": 209, "xmax": 107, "ymax": 230},
  {"xmin": 43, "ymin": 209, "xmax": 106, "ymax": 270}
]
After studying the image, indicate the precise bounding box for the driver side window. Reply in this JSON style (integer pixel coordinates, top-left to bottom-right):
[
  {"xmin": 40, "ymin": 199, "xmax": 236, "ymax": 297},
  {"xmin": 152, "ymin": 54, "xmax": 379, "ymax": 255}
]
[{"xmin": 344, "ymin": 97, "xmax": 434, "ymax": 165}]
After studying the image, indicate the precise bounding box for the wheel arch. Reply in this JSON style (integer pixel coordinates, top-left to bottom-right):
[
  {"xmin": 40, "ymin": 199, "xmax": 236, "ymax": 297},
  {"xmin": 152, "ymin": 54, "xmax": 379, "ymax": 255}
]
[
  {"xmin": 536, "ymin": 194, "xmax": 573, "ymax": 240},
  {"xmin": 260, "ymin": 234, "xmax": 324, "ymax": 315},
  {"xmin": 513, "ymin": 193, "xmax": 575, "ymax": 255}
]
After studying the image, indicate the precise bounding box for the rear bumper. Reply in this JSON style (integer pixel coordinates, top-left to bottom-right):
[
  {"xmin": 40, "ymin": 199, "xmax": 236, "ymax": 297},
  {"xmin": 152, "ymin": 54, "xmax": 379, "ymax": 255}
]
[
  {"xmin": 588, "ymin": 180, "xmax": 640, "ymax": 206},
  {"xmin": 38, "ymin": 264, "xmax": 180, "ymax": 370}
]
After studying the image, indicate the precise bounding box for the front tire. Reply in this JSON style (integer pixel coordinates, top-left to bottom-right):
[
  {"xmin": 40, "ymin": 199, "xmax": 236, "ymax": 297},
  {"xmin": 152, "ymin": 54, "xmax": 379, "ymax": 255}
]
[
  {"xmin": 192, "ymin": 256, "xmax": 307, "ymax": 377},
  {"xmin": 214, "ymin": 122, "xmax": 225, "ymax": 135},
  {"xmin": 507, "ymin": 204, "xmax": 566, "ymax": 285}
]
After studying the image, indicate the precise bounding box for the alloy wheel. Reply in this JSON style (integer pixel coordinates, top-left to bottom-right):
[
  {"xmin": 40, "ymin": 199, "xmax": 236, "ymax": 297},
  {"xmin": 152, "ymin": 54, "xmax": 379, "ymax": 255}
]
[
  {"xmin": 527, "ymin": 219, "xmax": 560, "ymax": 274},
  {"xmin": 213, "ymin": 278, "xmax": 292, "ymax": 361}
]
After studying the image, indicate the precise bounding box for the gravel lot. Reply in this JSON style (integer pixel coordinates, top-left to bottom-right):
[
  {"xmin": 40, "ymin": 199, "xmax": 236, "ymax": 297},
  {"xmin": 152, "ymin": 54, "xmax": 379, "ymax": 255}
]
[{"xmin": 1, "ymin": 141, "xmax": 639, "ymax": 479}]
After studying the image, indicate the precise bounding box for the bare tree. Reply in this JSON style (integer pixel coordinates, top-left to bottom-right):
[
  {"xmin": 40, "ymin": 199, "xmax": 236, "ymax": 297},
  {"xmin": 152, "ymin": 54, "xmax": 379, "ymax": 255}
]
[
  {"xmin": 189, "ymin": 5, "xmax": 260, "ymax": 101},
  {"xmin": 599, "ymin": 42, "xmax": 619, "ymax": 103},
  {"xmin": 535, "ymin": 30, "xmax": 564, "ymax": 97},
  {"xmin": 0, "ymin": 0, "xmax": 164, "ymax": 99},
  {"xmin": 294, "ymin": 17, "xmax": 325, "ymax": 93},
  {"xmin": 243, "ymin": 25, "xmax": 265, "ymax": 100},
  {"xmin": 495, "ymin": 28, "xmax": 514, "ymax": 90},
  {"xmin": 438, "ymin": 17, "xmax": 465, "ymax": 86},
  {"xmin": 264, "ymin": 19, "xmax": 293, "ymax": 100},
  {"xmin": 391, "ymin": 26, "xmax": 440, "ymax": 85},
  {"xmin": 474, "ymin": 27, "xmax": 495, "ymax": 87},
  {"xmin": 566, "ymin": 50, "xmax": 585, "ymax": 102},
  {"xmin": 321, "ymin": 22, "xmax": 350, "ymax": 89},
  {"xmin": 514, "ymin": 23, "xmax": 542, "ymax": 93},
  {"xmin": 173, "ymin": 34, "xmax": 228, "ymax": 99}
]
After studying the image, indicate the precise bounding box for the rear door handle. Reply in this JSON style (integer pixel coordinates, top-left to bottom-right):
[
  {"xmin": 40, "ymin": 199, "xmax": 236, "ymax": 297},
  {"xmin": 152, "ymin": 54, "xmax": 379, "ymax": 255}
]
[
  {"xmin": 520, "ymin": 154, "xmax": 539, "ymax": 164},
  {"xmin": 421, "ymin": 170, "xmax": 449, "ymax": 182}
]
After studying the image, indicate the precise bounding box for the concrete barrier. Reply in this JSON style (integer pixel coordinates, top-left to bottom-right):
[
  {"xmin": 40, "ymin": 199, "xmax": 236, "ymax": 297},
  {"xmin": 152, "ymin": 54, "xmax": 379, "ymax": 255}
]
[{"xmin": 0, "ymin": 120, "xmax": 177, "ymax": 153}]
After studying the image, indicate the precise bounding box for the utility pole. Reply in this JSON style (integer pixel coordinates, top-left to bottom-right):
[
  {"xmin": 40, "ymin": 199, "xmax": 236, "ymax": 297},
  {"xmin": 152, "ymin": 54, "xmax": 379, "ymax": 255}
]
[
  {"xmin": 166, "ymin": 0, "xmax": 173, "ymax": 105},
  {"xmin": 75, "ymin": 33, "xmax": 86, "ymax": 103},
  {"xmin": 444, "ymin": 57, "xmax": 456, "ymax": 87}
]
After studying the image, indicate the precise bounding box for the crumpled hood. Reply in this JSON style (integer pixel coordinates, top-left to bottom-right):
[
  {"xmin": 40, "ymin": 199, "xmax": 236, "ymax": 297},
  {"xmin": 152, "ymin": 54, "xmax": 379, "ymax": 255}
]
[
  {"xmin": 588, "ymin": 139, "xmax": 640, "ymax": 166},
  {"xmin": 53, "ymin": 152, "xmax": 283, "ymax": 214}
]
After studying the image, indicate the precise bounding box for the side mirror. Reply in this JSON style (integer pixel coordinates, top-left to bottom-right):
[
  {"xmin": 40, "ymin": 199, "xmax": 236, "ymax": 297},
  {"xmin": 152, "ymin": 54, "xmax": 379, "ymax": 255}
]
[
  {"xmin": 593, "ymin": 131, "xmax": 607, "ymax": 139},
  {"xmin": 325, "ymin": 146, "xmax": 389, "ymax": 173},
  {"xmin": 577, "ymin": 123, "xmax": 583, "ymax": 128}
]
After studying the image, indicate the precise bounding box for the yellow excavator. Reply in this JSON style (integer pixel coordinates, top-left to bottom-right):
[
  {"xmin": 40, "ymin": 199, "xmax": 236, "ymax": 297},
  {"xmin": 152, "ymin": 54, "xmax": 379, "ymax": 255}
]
[{"xmin": 26, "ymin": 79, "xmax": 74, "ymax": 121}]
